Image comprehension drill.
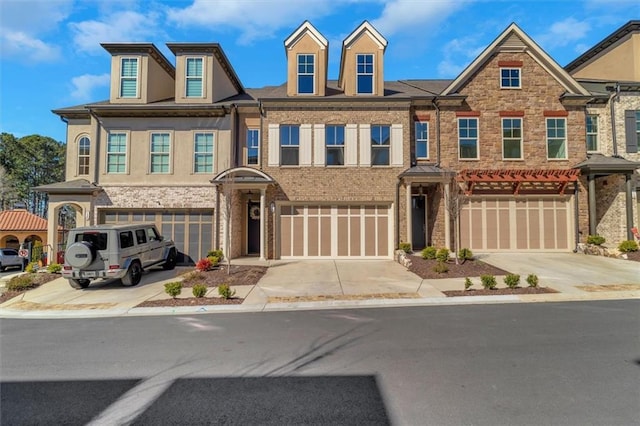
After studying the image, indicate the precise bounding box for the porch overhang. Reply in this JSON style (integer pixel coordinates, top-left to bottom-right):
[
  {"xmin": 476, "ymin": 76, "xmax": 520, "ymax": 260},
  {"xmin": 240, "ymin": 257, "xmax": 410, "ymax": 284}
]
[
  {"xmin": 456, "ymin": 169, "xmax": 581, "ymax": 195},
  {"xmin": 574, "ymin": 154, "xmax": 640, "ymax": 176},
  {"xmin": 211, "ymin": 167, "xmax": 275, "ymax": 190},
  {"xmin": 34, "ymin": 179, "xmax": 103, "ymax": 196},
  {"xmin": 399, "ymin": 165, "xmax": 455, "ymax": 184}
]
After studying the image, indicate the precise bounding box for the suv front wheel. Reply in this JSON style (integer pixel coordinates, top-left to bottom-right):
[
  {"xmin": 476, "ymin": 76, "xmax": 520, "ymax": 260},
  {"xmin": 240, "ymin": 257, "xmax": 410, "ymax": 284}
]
[{"xmin": 121, "ymin": 261, "xmax": 142, "ymax": 286}]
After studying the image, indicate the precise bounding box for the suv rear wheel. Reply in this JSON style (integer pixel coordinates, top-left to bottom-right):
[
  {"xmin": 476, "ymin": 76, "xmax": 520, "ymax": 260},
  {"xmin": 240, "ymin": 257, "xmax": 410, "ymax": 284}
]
[
  {"xmin": 121, "ymin": 261, "xmax": 142, "ymax": 286},
  {"xmin": 69, "ymin": 279, "xmax": 90, "ymax": 289}
]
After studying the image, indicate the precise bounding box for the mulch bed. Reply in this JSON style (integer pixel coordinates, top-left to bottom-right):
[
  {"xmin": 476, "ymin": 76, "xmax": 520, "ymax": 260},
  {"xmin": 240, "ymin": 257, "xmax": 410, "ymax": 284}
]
[
  {"xmin": 178, "ymin": 264, "xmax": 267, "ymax": 287},
  {"xmin": 0, "ymin": 273, "xmax": 60, "ymax": 305},
  {"xmin": 444, "ymin": 287, "xmax": 558, "ymax": 297},
  {"xmin": 626, "ymin": 251, "xmax": 640, "ymax": 262},
  {"xmin": 408, "ymin": 255, "xmax": 510, "ymax": 279}
]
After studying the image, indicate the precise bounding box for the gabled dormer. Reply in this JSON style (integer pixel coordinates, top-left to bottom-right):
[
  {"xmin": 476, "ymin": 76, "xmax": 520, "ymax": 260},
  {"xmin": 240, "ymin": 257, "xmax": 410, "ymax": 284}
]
[
  {"xmin": 101, "ymin": 43, "xmax": 175, "ymax": 104},
  {"xmin": 167, "ymin": 43, "xmax": 244, "ymax": 104},
  {"xmin": 284, "ymin": 21, "xmax": 328, "ymax": 97},
  {"xmin": 338, "ymin": 21, "xmax": 387, "ymax": 96}
]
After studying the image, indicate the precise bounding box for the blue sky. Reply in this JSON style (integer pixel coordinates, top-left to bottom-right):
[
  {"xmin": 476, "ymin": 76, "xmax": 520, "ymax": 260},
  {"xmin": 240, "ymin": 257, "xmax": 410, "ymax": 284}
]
[{"xmin": 1, "ymin": 0, "xmax": 638, "ymax": 143}]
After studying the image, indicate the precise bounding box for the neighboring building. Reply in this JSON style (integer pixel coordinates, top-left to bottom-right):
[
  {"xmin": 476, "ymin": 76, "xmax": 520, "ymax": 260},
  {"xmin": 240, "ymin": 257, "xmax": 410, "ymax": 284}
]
[
  {"xmin": 566, "ymin": 20, "xmax": 640, "ymax": 247},
  {"xmin": 0, "ymin": 209, "xmax": 49, "ymax": 249}
]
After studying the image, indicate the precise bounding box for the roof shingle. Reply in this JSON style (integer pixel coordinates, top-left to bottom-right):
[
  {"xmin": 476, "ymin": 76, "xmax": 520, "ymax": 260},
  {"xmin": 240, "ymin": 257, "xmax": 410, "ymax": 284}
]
[{"xmin": 0, "ymin": 209, "xmax": 48, "ymax": 232}]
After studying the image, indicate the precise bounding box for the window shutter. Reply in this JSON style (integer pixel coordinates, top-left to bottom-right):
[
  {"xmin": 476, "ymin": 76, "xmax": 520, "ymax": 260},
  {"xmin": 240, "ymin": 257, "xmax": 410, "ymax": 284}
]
[
  {"xmin": 359, "ymin": 124, "xmax": 371, "ymax": 166},
  {"xmin": 391, "ymin": 124, "xmax": 403, "ymax": 166},
  {"xmin": 268, "ymin": 124, "xmax": 279, "ymax": 166},
  {"xmin": 345, "ymin": 124, "xmax": 358, "ymax": 166},
  {"xmin": 624, "ymin": 110, "xmax": 638, "ymax": 154},
  {"xmin": 313, "ymin": 124, "xmax": 325, "ymax": 166},
  {"xmin": 300, "ymin": 124, "xmax": 312, "ymax": 166}
]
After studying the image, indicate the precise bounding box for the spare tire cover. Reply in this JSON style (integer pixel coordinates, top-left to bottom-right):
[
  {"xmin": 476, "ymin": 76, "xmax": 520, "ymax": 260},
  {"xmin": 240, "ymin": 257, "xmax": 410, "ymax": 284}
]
[{"xmin": 65, "ymin": 241, "xmax": 96, "ymax": 269}]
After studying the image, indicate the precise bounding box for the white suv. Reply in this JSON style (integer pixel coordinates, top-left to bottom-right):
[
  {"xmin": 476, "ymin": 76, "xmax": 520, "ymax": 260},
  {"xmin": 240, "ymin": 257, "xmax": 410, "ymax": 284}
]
[{"xmin": 62, "ymin": 224, "xmax": 177, "ymax": 289}]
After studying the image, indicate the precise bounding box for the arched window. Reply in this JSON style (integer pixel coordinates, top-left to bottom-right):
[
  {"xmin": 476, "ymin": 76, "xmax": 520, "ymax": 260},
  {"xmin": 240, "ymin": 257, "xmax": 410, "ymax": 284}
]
[{"xmin": 78, "ymin": 136, "xmax": 90, "ymax": 175}]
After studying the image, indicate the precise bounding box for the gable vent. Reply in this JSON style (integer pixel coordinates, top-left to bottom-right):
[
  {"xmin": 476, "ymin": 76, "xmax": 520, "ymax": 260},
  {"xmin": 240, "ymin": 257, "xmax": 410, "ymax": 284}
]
[{"xmin": 499, "ymin": 33, "xmax": 527, "ymax": 51}]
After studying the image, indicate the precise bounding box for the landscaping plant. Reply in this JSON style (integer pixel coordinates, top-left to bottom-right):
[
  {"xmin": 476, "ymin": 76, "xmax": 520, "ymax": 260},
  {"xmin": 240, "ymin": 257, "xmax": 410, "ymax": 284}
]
[
  {"xmin": 398, "ymin": 242, "xmax": 412, "ymax": 253},
  {"xmin": 618, "ymin": 240, "xmax": 639, "ymax": 253},
  {"xmin": 164, "ymin": 282, "xmax": 182, "ymax": 298},
  {"xmin": 436, "ymin": 248, "xmax": 450, "ymax": 262},
  {"xmin": 218, "ymin": 283, "xmax": 236, "ymax": 299},
  {"xmin": 192, "ymin": 284, "xmax": 208, "ymax": 298},
  {"xmin": 432, "ymin": 261, "xmax": 449, "ymax": 274},
  {"xmin": 464, "ymin": 277, "xmax": 473, "ymax": 290},
  {"xmin": 458, "ymin": 248, "xmax": 473, "ymax": 261},
  {"xmin": 504, "ymin": 273, "xmax": 520, "ymax": 289},
  {"xmin": 25, "ymin": 262, "xmax": 38, "ymax": 273},
  {"xmin": 6, "ymin": 275, "xmax": 38, "ymax": 291},
  {"xmin": 207, "ymin": 249, "xmax": 224, "ymax": 261},
  {"xmin": 207, "ymin": 255, "xmax": 220, "ymax": 267},
  {"xmin": 195, "ymin": 257, "xmax": 213, "ymax": 272},
  {"xmin": 46, "ymin": 263, "xmax": 62, "ymax": 273},
  {"xmin": 587, "ymin": 235, "xmax": 605, "ymax": 245},
  {"xmin": 526, "ymin": 274, "xmax": 539, "ymax": 288},
  {"xmin": 480, "ymin": 274, "xmax": 497, "ymax": 290},
  {"xmin": 421, "ymin": 246, "xmax": 437, "ymax": 260}
]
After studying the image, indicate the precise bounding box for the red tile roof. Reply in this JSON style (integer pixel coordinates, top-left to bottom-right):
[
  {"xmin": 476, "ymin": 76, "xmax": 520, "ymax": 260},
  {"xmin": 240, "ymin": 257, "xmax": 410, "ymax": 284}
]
[{"xmin": 0, "ymin": 209, "xmax": 48, "ymax": 232}]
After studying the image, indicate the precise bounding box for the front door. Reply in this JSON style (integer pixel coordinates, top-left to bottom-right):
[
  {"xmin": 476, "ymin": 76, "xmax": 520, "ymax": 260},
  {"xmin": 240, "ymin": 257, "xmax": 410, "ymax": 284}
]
[
  {"xmin": 412, "ymin": 196, "xmax": 426, "ymax": 249},
  {"xmin": 247, "ymin": 202, "xmax": 260, "ymax": 254}
]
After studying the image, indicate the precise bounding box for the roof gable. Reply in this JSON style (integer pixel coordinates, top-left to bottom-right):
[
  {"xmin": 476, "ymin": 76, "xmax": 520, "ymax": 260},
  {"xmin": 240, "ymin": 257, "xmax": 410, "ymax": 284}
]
[
  {"xmin": 342, "ymin": 21, "xmax": 387, "ymax": 50},
  {"xmin": 442, "ymin": 23, "xmax": 590, "ymax": 96},
  {"xmin": 284, "ymin": 20, "xmax": 328, "ymax": 50}
]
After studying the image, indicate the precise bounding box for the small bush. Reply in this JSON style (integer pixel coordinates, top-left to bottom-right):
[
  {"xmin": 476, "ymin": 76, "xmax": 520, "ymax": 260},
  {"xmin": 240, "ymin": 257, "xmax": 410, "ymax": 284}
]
[
  {"xmin": 192, "ymin": 284, "xmax": 208, "ymax": 298},
  {"xmin": 458, "ymin": 248, "xmax": 473, "ymax": 261},
  {"xmin": 421, "ymin": 246, "xmax": 437, "ymax": 260},
  {"xmin": 526, "ymin": 274, "xmax": 539, "ymax": 288},
  {"xmin": 480, "ymin": 274, "xmax": 497, "ymax": 290},
  {"xmin": 218, "ymin": 283, "xmax": 236, "ymax": 299},
  {"xmin": 436, "ymin": 248, "xmax": 450, "ymax": 263},
  {"xmin": 207, "ymin": 255, "xmax": 220, "ymax": 267},
  {"xmin": 618, "ymin": 240, "xmax": 639, "ymax": 253},
  {"xmin": 46, "ymin": 263, "xmax": 62, "ymax": 273},
  {"xmin": 464, "ymin": 277, "xmax": 473, "ymax": 290},
  {"xmin": 164, "ymin": 281, "xmax": 182, "ymax": 298},
  {"xmin": 504, "ymin": 274, "xmax": 520, "ymax": 289},
  {"xmin": 398, "ymin": 242, "xmax": 412, "ymax": 253},
  {"xmin": 207, "ymin": 249, "xmax": 224, "ymax": 260},
  {"xmin": 433, "ymin": 261, "xmax": 449, "ymax": 274},
  {"xmin": 25, "ymin": 262, "xmax": 38, "ymax": 273},
  {"xmin": 587, "ymin": 234, "xmax": 605, "ymax": 245},
  {"xmin": 195, "ymin": 258, "xmax": 213, "ymax": 272},
  {"xmin": 6, "ymin": 275, "xmax": 38, "ymax": 291}
]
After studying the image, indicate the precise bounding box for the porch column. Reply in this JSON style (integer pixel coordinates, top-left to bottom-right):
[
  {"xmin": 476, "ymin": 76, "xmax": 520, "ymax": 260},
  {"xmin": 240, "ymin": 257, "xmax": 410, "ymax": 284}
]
[
  {"xmin": 46, "ymin": 203, "xmax": 58, "ymax": 262},
  {"xmin": 444, "ymin": 183, "xmax": 451, "ymax": 249},
  {"xmin": 260, "ymin": 188, "xmax": 266, "ymax": 261},
  {"xmin": 405, "ymin": 183, "xmax": 412, "ymax": 248},
  {"xmin": 625, "ymin": 174, "xmax": 634, "ymax": 240},
  {"xmin": 588, "ymin": 174, "xmax": 596, "ymax": 235}
]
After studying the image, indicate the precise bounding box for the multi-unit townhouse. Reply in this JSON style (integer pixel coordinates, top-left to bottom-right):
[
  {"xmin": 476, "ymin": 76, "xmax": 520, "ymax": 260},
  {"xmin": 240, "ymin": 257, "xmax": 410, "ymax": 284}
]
[
  {"xmin": 40, "ymin": 20, "xmax": 633, "ymax": 263},
  {"xmin": 565, "ymin": 20, "xmax": 640, "ymax": 247}
]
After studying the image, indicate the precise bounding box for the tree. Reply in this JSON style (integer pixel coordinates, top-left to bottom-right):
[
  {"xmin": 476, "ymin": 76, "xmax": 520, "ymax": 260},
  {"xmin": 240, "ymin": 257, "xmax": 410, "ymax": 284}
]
[
  {"xmin": 443, "ymin": 174, "xmax": 468, "ymax": 265},
  {"xmin": 0, "ymin": 133, "xmax": 65, "ymax": 216},
  {"xmin": 220, "ymin": 174, "xmax": 235, "ymax": 275}
]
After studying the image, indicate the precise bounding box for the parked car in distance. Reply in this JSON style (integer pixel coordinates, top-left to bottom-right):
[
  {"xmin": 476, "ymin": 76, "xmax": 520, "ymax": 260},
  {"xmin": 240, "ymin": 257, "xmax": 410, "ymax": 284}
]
[
  {"xmin": 0, "ymin": 248, "xmax": 26, "ymax": 272},
  {"xmin": 62, "ymin": 223, "xmax": 177, "ymax": 289}
]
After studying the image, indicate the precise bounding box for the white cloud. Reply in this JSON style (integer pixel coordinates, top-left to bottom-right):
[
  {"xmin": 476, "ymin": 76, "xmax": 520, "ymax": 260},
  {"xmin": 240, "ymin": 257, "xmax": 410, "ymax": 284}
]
[
  {"xmin": 70, "ymin": 73, "xmax": 111, "ymax": 101},
  {"xmin": 371, "ymin": 0, "xmax": 469, "ymax": 37},
  {"xmin": 1, "ymin": 31, "xmax": 60, "ymax": 62},
  {"xmin": 536, "ymin": 17, "xmax": 591, "ymax": 49},
  {"xmin": 69, "ymin": 10, "xmax": 164, "ymax": 54},
  {"xmin": 437, "ymin": 36, "xmax": 484, "ymax": 78}
]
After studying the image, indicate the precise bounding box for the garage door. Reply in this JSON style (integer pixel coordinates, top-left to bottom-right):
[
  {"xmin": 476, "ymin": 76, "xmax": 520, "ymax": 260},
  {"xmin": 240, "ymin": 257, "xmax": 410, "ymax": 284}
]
[
  {"xmin": 279, "ymin": 204, "xmax": 391, "ymax": 258},
  {"xmin": 460, "ymin": 197, "xmax": 573, "ymax": 251}
]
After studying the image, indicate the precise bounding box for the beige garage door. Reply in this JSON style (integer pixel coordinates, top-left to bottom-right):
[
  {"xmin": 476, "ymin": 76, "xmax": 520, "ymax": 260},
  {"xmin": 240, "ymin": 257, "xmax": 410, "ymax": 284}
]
[
  {"xmin": 279, "ymin": 204, "xmax": 391, "ymax": 258},
  {"xmin": 460, "ymin": 197, "xmax": 573, "ymax": 251}
]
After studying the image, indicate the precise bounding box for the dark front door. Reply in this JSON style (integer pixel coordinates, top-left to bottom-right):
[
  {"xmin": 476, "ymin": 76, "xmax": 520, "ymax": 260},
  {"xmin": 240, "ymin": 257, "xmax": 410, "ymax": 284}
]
[
  {"xmin": 247, "ymin": 202, "xmax": 260, "ymax": 254},
  {"xmin": 412, "ymin": 196, "xmax": 426, "ymax": 249}
]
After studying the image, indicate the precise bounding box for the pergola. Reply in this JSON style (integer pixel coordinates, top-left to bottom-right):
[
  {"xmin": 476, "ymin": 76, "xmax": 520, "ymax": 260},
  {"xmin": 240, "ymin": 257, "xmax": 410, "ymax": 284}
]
[{"xmin": 456, "ymin": 169, "xmax": 581, "ymax": 195}]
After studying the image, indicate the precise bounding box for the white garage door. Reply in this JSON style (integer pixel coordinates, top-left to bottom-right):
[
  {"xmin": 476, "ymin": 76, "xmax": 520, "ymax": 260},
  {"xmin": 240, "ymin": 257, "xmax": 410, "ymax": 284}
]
[
  {"xmin": 279, "ymin": 204, "xmax": 391, "ymax": 258},
  {"xmin": 460, "ymin": 197, "xmax": 573, "ymax": 251}
]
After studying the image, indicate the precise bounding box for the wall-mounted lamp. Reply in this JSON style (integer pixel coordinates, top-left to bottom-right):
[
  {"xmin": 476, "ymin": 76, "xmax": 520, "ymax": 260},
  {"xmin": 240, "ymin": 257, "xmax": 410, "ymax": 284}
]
[{"xmin": 270, "ymin": 202, "xmax": 276, "ymax": 213}]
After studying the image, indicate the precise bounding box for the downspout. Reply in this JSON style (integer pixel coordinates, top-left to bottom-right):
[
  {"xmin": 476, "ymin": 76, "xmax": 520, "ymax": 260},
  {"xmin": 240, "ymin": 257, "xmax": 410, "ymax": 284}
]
[
  {"xmin": 87, "ymin": 108, "xmax": 102, "ymax": 184},
  {"xmin": 231, "ymin": 103, "xmax": 239, "ymax": 168},
  {"xmin": 433, "ymin": 99, "xmax": 441, "ymax": 166},
  {"xmin": 609, "ymin": 83, "xmax": 620, "ymax": 156},
  {"xmin": 395, "ymin": 178, "xmax": 401, "ymax": 251},
  {"xmin": 259, "ymin": 100, "xmax": 264, "ymax": 170},
  {"xmin": 573, "ymin": 182, "xmax": 580, "ymax": 252}
]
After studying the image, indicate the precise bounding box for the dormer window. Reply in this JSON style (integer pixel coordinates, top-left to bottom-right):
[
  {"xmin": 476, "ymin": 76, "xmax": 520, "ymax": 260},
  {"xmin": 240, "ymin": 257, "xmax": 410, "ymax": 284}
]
[
  {"xmin": 357, "ymin": 54, "xmax": 374, "ymax": 94},
  {"xmin": 120, "ymin": 57, "xmax": 139, "ymax": 98},
  {"xmin": 500, "ymin": 68, "xmax": 520, "ymax": 88},
  {"xmin": 186, "ymin": 57, "xmax": 204, "ymax": 97},
  {"xmin": 297, "ymin": 54, "xmax": 315, "ymax": 94}
]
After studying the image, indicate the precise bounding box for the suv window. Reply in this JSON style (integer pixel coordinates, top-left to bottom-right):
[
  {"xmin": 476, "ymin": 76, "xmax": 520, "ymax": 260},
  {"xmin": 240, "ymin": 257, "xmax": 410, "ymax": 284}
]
[
  {"xmin": 2, "ymin": 249, "xmax": 18, "ymax": 256},
  {"xmin": 135, "ymin": 229, "xmax": 147, "ymax": 245},
  {"xmin": 74, "ymin": 233, "xmax": 108, "ymax": 250},
  {"xmin": 119, "ymin": 231, "xmax": 134, "ymax": 249},
  {"xmin": 147, "ymin": 227, "xmax": 160, "ymax": 241}
]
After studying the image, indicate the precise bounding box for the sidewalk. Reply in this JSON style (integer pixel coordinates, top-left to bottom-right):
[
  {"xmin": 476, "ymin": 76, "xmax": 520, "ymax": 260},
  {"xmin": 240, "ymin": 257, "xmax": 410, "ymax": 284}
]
[{"xmin": 1, "ymin": 253, "xmax": 639, "ymax": 318}]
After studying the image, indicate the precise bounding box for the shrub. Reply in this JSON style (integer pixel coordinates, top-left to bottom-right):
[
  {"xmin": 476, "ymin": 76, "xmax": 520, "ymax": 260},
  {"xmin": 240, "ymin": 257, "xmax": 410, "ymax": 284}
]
[
  {"xmin": 458, "ymin": 248, "xmax": 473, "ymax": 261},
  {"xmin": 6, "ymin": 275, "xmax": 39, "ymax": 291},
  {"xmin": 164, "ymin": 281, "xmax": 182, "ymax": 298},
  {"xmin": 464, "ymin": 277, "xmax": 473, "ymax": 290},
  {"xmin": 526, "ymin": 274, "xmax": 539, "ymax": 288},
  {"xmin": 46, "ymin": 263, "xmax": 62, "ymax": 273},
  {"xmin": 192, "ymin": 284, "xmax": 208, "ymax": 298},
  {"xmin": 436, "ymin": 248, "xmax": 450, "ymax": 263},
  {"xmin": 207, "ymin": 255, "xmax": 220, "ymax": 267},
  {"xmin": 195, "ymin": 258, "xmax": 213, "ymax": 272},
  {"xmin": 398, "ymin": 242, "xmax": 412, "ymax": 253},
  {"xmin": 504, "ymin": 274, "xmax": 520, "ymax": 289},
  {"xmin": 480, "ymin": 274, "xmax": 497, "ymax": 290},
  {"xmin": 218, "ymin": 283, "xmax": 236, "ymax": 299},
  {"xmin": 433, "ymin": 261, "xmax": 449, "ymax": 274},
  {"xmin": 587, "ymin": 234, "xmax": 605, "ymax": 245},
  {"xmin": 421, "ymin": 246, "xmax": 437, "ymax": 260},
  {"xmin": 618, "ymin": 240, "xmax": 639, "ymax": 253},
  {"xmin": 207, "ymin": 249, "xmax": 224, "ymax": 260},
  {"xmin": 25, "ymin": 262, "xmax": 38, "ymax": 273}
]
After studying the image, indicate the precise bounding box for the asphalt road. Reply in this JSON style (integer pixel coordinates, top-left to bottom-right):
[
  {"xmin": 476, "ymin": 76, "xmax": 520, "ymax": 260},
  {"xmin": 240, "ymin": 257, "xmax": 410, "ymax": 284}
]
[{"xmin": 1, "ymin": 300, "xmax": 639, "ymax": 425}]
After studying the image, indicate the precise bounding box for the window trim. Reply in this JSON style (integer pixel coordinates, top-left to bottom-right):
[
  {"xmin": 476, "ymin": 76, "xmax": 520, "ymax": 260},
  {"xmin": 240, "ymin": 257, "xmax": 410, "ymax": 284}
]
[
  {"xmin": 119, "ymin": 57, "xmax": 139, "ymax": 98},
  {"xmin": 149, "ymin": 132, "xmax": 172, "ymax": 174},
  {"xmin": 500, "ymin": 67, "xmax": 521, "ymax": 89},
  {"xmin": 371, "ymin": 124, "xmax": 390, "ymax": 166},
  {"xmin": 356, "ymin": 53, "xmax": 374, "ymax": 95},
  {"xmin": 501, "ymin": 118, "xmax": 523, "ymax": 160},
  {"xmin": 280, "ymin": 124, "xmax": 300, "ymax": 166},
  {"xmin": 77, "ymin": 135, "xmax": 90, "ymax": 176},
  {"xmin": 586, "ymin": 114, "xmax": 599, "ymax": 152},
  {"xmin": 415, "ymin": 121, "xmax": 429, "ymax": 159},
  {"xmin": 106, "ymin": 131, "xmax": 128, "ymax": 174},
  {"xmin": 325, "ymin": 124, "xmax": 345, "ymax": 167},
  {"xmin": 296, "ymin": 53, "xmax": 315, "ymax": 95},
  {"xmin": 185, "ymin": 56, "xmax": 204, "ymax": 98},
  {"xmin": 247, "ymin": 128, "xmax": 260, "ymax": 166},
  {"xmin": 458, "ymin": 118, "xmax": 479, "ymax": 160},
  {"xmin": 193, "ymin": 132, "xmax": 215, "ymax": 174},
  {"xmin": 546, "ymin": 118, "xmax": 568, "ymax": 160}
]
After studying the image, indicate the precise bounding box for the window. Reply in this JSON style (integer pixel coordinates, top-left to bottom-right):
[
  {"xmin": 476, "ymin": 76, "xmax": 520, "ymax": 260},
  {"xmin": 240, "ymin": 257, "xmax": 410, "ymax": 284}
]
[
  {"xmin": 356, "ymin": 54, "xmax": 374, "ymax": 94},
  {"xmin": 119, "ymin": 231, "xmax": 134, "ymax": 249},
  {"xmin": 194, "ymin": 133, "xmax": 214, "ymax": 173},
  {"xmin": 502, "ymin": 118, "xmax": 522, "ymax": 159},
  {"xmin": 120, "ymin": 58, "xmax": 138, "ymax": 98},
  {"xmin": 546, "ymin": 118, "xmax": 567, "ymax": 159},
  {"xmin": 297, "ymin": 54, "xmax": 314, "ymax": 94},
  {"xmin": 186, "ymin": 57, "xmax": 203, "ymax": 97},
  {"xmin": 280, "ymin": 125, "xmax": 300, "ymax": 166},
  {"xmin": 78, "ymin": 136, "xmax": 90, "ymax": 175},
  {"xmin": 135, "ymin": 229, "xmax": 147, "ymax": 245},
  {"xmin": 150, "ymin": 133, "xmax": 170, "ymax": 173},
  {"xmin": 458, "ymin": 118, "xmax": 478, "ymax": 159},
  {"xmin": 107, "ymin": 133, "xmax": 127, "ymax": 173},
  {"xmin": 500, "ymin": 68, "xmax": 520, "ymax": 88},
  {"xmin": 326, "ymin": 125, "xmax": 345, "ymax": 166},
  {"xmin": 586, "ymin": 115, "xmax": 598, "ymax": 152},
  {"xmin": 247, "ymin": 129, "xmax": 259, "ymax": 165},
  {"xmin": 371, "ymin": 125, "xmax": 390, "ymax": 166},
  {"xmin": 415, "ymin": 122, "xmax": 428, "ymax": 159}
]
